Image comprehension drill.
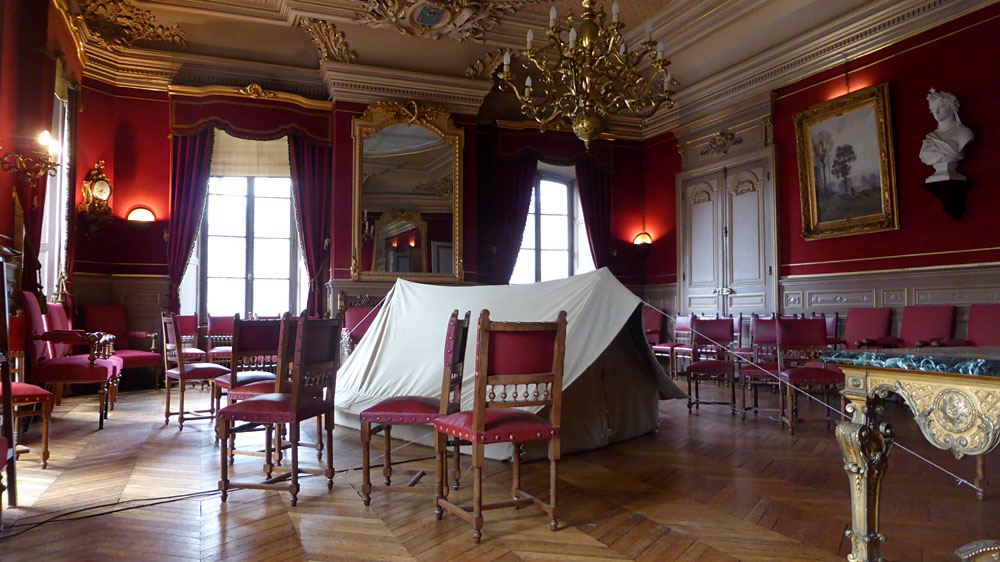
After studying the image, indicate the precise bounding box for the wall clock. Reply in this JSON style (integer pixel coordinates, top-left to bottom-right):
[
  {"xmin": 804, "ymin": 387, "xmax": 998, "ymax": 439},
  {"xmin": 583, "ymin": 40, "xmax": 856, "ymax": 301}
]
[{"xmin": 79, "ymin": 160, "xmax": 113, "ymax": 237}]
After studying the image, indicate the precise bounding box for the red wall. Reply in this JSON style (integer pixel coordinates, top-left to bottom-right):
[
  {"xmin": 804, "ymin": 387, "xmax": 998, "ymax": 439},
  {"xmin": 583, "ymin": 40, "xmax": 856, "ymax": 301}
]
[
  {"xmin": 774, "ymin": 6, "xmax": 1000, "ymax": 276},
  {"xmin": 641, "ymin": 132, "xmax": 680, "ymax": 285},
  {"xmin": 73, "ymin": 81, "xmax": 171, "ymax": 275}
]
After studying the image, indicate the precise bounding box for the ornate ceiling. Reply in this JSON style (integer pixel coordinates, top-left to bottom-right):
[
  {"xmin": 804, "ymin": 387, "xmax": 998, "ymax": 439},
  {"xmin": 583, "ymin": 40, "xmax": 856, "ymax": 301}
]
[{"xmin": 59, "ymin": 0, "xmax": 993, "ymax": 135}]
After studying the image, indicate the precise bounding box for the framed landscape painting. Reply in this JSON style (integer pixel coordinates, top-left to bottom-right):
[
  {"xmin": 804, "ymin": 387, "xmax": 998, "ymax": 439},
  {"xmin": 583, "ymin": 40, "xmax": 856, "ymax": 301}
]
[{"xmin": 794, "ymin": 83, "xmax": 898, "ymax": 240}]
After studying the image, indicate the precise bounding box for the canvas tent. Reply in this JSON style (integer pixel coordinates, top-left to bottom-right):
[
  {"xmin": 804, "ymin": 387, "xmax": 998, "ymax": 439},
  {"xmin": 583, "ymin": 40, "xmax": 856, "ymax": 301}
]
[{"xmin": 335, "ymin": 268, "xmax": 684, "ymax": 459}]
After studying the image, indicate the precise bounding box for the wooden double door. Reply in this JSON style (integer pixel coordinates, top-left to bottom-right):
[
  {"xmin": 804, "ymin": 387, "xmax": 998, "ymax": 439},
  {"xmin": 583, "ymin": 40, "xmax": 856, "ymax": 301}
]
[{"xmin": 677, "ymin": 148, "xmax": 778, "ymax": 317}]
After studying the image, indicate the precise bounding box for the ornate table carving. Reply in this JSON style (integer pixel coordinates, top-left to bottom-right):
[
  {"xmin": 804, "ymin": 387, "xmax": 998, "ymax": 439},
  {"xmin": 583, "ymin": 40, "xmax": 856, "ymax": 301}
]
[{"xmin": 822, "ymin": 347, "xmax": 1000, "ymax": 562}]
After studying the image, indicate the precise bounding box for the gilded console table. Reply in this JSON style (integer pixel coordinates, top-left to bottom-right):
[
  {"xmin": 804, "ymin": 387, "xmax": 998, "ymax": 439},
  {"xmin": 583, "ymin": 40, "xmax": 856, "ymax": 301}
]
[{"xmin": 821, "ymin": 347, "xmax": 1000, "ymax": 562}]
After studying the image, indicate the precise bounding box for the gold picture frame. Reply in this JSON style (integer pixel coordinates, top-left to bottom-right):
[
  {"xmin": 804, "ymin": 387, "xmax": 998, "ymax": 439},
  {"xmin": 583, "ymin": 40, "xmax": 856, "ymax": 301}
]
[{"xmin": 794, "ymin": 83, "xmax": 898, "ymax": 240}]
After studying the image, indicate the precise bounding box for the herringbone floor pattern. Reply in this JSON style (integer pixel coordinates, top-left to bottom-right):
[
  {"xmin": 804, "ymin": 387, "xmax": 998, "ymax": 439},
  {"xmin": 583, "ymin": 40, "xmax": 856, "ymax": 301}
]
[{"xmin": 0, "ymin": 384, "xmax": 996, "ymax": 561}]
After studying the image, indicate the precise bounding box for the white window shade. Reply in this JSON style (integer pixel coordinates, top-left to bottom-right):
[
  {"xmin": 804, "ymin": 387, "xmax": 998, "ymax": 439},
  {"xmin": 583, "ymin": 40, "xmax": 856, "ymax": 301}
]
[{"xmin": 210, "ymin": 129, "xmax": 290, "ymax": 177}]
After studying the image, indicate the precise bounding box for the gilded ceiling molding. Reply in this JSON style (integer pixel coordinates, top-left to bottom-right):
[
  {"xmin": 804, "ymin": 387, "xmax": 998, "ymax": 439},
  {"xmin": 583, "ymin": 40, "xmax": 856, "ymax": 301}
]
[
  {"xmin": 235, "ymin": 83, "xmax": 277, "ymax": 99},
  {"xmin": 79, "ymin": 0, "xmax": 186, "ymax": 50},
  {"xmin": 464, "ymin": 48, "xmax": 510, "ymax": 80},
  {"xmin": 363, "ymin": 101, "xmax": 451, "ymax": 124},
  {"xmin": 297, "ymin": 18, "xmax": 358, "ymax": 64},
  {"xmin": 699, "ymin": 131, "xmax": 743, "ymax": 156},
  {"xmin": 413, "ymin": 177, "xmax": 453, "ymax": 197},
  {"xmin": 356, "ymin": 0, "xmax": 542, "ymax": 42}
]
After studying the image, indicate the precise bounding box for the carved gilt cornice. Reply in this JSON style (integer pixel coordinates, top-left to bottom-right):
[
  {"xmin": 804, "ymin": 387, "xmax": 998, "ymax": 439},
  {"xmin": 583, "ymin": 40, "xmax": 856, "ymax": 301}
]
[
  {"xmin": 699, "ymin": 131, "xmax": 743, "ymax": 156},
  {"xmin": 80, "ymin": 0, "xmax": 186, "ymax": 50},
  {"xmin": 297, "ymin": 18, "xmax": 358, "ymax": 64},
  {"xmin": 362, "ymin": 101, "xmax": 451, "ymax": 124},
  {"xmin": 465, "ymin": 47, "xmax": 510, "ymax": 80},
  {"xmin": 235, "ymin": 83, "xmax": 277, "ymax": 99},
  {"xmin": 355, "ymin": 0, "xmax": 542, "ymax": 42},
  {"xmin": 322, "ymin": 61, "xmax": 492, "ymax": 114}
]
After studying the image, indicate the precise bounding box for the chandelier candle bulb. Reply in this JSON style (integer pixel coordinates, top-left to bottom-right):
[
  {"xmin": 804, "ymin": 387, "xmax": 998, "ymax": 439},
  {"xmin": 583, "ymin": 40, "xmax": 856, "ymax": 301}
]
[
  {"xmin": 612, "ymin": 1, "xmax": 620, "ymax": 22},
  {"xmin": 38, "ymin": 130, "xmax": 52, "ymax": 147},
  {"xmin": 549, "ymin": 6, "xmax": 557, "ymax": 27},
  {"xmin": 619, "ymin": 42, "xmax": 626, "ymax": 55},
  {"xmin": 503, "ymin": 51, "xmax": 511, "ymax": 69},
  {"xmin": 569, "ymin": 27, "xmax": 577, "ymax": 48},
  {"xmin": 526, "ymin": 29, "xmax": 533, "ymax": 49},
  {"xmin": 645, "ymin": 22, "xmax": 652, "ymax": 43}
]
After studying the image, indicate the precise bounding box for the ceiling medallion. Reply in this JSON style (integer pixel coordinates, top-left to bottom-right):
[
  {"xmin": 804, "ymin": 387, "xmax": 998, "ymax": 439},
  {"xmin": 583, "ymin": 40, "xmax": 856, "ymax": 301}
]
[
  {"xmin": 79, "ymin": 0, "xmax": 186, "ymax": 50},
  {"xmin": 298, "ymin": 18, "xmax": 358, "ymax": 64},
  {"xmin": 498, "ymin": 0, "xmax": 678, "ymax": 148},
  {"xmin": 465, "ymin": 48, "xmax": 512, "ymax": 80},
  {"xmin": 357, "ymin": 0, "xmax": 542, "ymax": 42},
  {"xmin": 235, "ymin": 84, "xmax": 277, "ymax": 99}
]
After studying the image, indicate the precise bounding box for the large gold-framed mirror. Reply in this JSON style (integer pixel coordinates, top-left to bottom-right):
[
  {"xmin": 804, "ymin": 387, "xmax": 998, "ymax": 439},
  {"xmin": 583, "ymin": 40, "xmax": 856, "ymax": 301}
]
[{"xmin": 352, "ymin": 101, "xmax": 463, "ymax": 281}]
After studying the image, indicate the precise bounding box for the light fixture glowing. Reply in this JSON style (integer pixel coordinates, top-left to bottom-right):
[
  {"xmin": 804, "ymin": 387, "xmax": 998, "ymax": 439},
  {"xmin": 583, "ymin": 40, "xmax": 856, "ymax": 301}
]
[
  {"xmin": 126, "ymin": 207, "xmax": 155, "ymax": 222},
  {"xmin": 632, "ymin": 231, "xmax": 652, "ymax": 245}
]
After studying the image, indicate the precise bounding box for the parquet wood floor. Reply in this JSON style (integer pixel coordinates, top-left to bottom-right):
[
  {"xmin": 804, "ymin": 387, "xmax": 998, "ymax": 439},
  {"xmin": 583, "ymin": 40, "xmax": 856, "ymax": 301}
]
[{"xmin": 0, "ymin": 384, "xmax": 996, "ymax": 561}]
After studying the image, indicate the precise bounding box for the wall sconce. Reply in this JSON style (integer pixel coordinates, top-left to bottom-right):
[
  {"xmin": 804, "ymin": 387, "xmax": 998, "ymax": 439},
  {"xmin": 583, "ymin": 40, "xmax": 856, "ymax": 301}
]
[
  {"xmin": 633, "ymin": 174, "xmax": 653, "ymax": 256},
  {"xmin": 0, "ymin": 131, "xmax": 60, "ymax": 185},
  {"xmin": 361, "ymin": 208, "xmax": 375, "ymax": 242},
  {"xmin": 126, "ymin": 207, "xmax": 155, "ymax": 222},
  {"xmin": 409, "ymin": 238, "xmax": 416, "ymax": 247}
]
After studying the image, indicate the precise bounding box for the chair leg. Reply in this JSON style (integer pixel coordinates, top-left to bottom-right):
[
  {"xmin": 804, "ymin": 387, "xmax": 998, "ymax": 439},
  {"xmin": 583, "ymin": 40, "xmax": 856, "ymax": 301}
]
[
  {"xmin": 451, "ymin": 440, "xmax": 461, "ymax": 490},
  {"xmin": 549, "ymin": 437, "xmax": 560, "ymax": 532},
  {"xmin": 472, "ymin": 443, "xmax": 483, "ymax": 543},
  {"xmin": 5, "ymin": 444, "xmax": 16, "ymax": 507},
  {"xmin": 324, "ymin": 413, "xmax": 334, "ymax": 490},
  {"xmin": 686, "ymin": 374, "xmax": 693, "ymax": 414},
  {"xmin": 178, "ymin": 378, "xmax": 186, "ymax": 430},
  {"xmin": 382, "ymin": 425, "xmax": 392, "ymax": 486},
  {"xmin": 53, "ymin": 383, "xmax": 64, "ymax": 406},
  {"xmin": 787, "ymin": 383, "xmax": 797, "ymax": 435},
  {"xmin": 434, "ymin": 430, "xmax": 446, "ymax": 519},
  {"xmin": 98, "ymin": 387, "xmax": 106, "ymax": 430},
  {"xmin": 219, "ymin": 417, "xmax": 230, "ymax": 502},
  {"xmin": 694, "ymin": 377, "xmax": 700, "ymax": 410},
  {"xmin": 289, "ymin": 422, "xmax": 300, "ymax": 506},
  {"xmin": 512, "ymin": 442, "xmax": 521, "ymax": 506},
  {"xmin": 164, "ymin": 377, "xmax": 171, "ymax": 425},
  {"xmin": 730, "ymin": 372, "xmax": 736, "ymax": 415},
  {"xmin": 41, "ymin": 400, "xmax": 52, "ymax": 469},
  {"xmin": 361, "ymin": 421, "xmax": 372, "ymax": 505},
  {"xmin": 265, "ymin": 421, "xmax": 274, "ymax": 478}
]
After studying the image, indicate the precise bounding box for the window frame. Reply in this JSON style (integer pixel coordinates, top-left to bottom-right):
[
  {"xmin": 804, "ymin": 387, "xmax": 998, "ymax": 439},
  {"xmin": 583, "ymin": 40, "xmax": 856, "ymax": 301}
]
[
  {"xmin": 519, "ymin": 172, "xmax": 584, "ymax": 283},
  {"xmin": 197, "ymin": 176, "xmax": 301, "ymax": 320}
]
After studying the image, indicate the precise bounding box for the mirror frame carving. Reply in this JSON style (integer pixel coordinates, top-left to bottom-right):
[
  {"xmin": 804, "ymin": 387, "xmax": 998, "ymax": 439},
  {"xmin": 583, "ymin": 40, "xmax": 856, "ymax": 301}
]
[{"xmin": 352, "ymin": 101, "xmax": 464, "ymax": 281}]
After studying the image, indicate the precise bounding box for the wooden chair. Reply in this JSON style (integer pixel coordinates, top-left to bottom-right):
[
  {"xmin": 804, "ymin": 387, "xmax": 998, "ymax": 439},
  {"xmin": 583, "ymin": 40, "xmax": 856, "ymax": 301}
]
[
  {"xmin": 341, "ymin": 305, "xmax": 378, "ymax": 364},
  {"xmin": 434, "ymin": 309, "xmax": 568, "ymax": 543},
  {"xmin": 738, "ymin": 314, "xmax": 781, "ymax": 418},
  {"xmin": 775, "ymin": 317, "xmax": 845, "ymax": 434},
  {"xmin": 843, "ymin": 307, "xmax": 891, "ymax": 349},
  {"xmin": 1, "ymin": 347, "xmax": 13, "ymax": 518},
  {"xmin": 20, "ymin": 292, "xmax": 120, "ymax": 429},
  {"xmin": 210, "ymin": 315, "xmax": 280, "ymax": 415},
  {"xmin": 942, "ymin": 304, "xmax": 1000, "ymax": 347},
  {"xmin": 359, "ymin": 310, "xmax": 471, "ymax": 505},
  {"xmin": 683, "ymin": 317, "xmax": 737, "ymax": 414},
  {"xmin": 83, "ymin": 304, "xmax": 162, "ymax": 387},
  {"xmin": 163, "ymin": 314, "xmax": 207, "ymax": 367},
  {"xmin": 206, "ymin": 315, "xmax": 235, "ymax": 367},
  {"xmin": 3, "ymin": 315, "xmax": 53, "ymax": 468},
  {"xmin": 162, "ymin": 312, "xmax": 230, "ymax": 429},
  {"xmin": 44, "ymin": 301, "xmax": 125, "ymax": 408},
  {"xmin": 641, "ymin": 306, "xmax": 664, "ymax": 345},
  {"xmin": 218, "ymin": 313, "xmax": 341, "ymax": 505},
  {"xmin": 651, "ymin": 314, "xmax": 691, "ymax": 378}
]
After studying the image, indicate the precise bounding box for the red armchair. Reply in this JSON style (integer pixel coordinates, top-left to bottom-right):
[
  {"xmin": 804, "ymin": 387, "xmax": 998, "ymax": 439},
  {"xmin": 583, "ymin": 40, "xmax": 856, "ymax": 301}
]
[
  {"xmin": 83, "ymin": 304, "xmax": 162, "ymax": 387},
  {"xmin": 932, "ymin": 304, "xmax": 1000, "ymax": 347},
  {"xmin": 20, "ymin": 292, "xmax": 120, "ymax": 430},
  {"xmin": 843, "ymin": 307, "xmax": 892, "ymax": 349},
  {"xmin": 859, "ymin": 306, "xmax": 955, "ymax": 348}
]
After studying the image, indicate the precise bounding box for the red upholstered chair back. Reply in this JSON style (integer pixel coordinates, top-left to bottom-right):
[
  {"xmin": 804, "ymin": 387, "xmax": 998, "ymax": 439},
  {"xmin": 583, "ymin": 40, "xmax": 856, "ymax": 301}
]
[
  {"xmin": 843, "ymin": 307, "xmax": 892, "ymax": 349},
  {"xmin": 690, "ymin": 317, "xmax": 734, "ymax": 346},
  {"xmin": 208, "ymin": 315, "xmax": 235, "ymax": 336},
  {"xmin": 231, "ymin": 315, "xmax": 283, "ymax": 386},
  {"xmin": 642, "ymin": 307, "xmax": 663, "ymax": 345},
  {"xmin": 439, "ymin": 310, "xmax": 472, "ymax": 414},
  {"xmin": 474, "ymin": 309, "xmax": 567, "ymax": 431},
  {"xmin": 750, "ymin": 315, "xmax": 777, "ymax": 346},
  {"xmin": 8, "ymin": 315, "xmax": 23, "ymax": 355},
  {"xmin": 813, "ymin": 312, "xmax": 839, "ymax": 339},
  {"xmin": 161, "ymin": 313, "xmax": 189, "ymax": 371},
  {"xmin": 83, "ymin": 305, "xmax": 131, "ymax": 350},
  {"xmin": 899, "ymin": 305, "xmax": 955, "ymax": 347},
  {"xmin": 776, "ymin": 317, "xmax": 828, "ymax": 347},
  {"xmin": 967, "ymin": 304, "xmax": 1000, "ymax": 347},
  {"xmin": 344, "ymin": 306, "xmax": 376, "ymax": 344},
  {"xmin": 674, "ymin": 315, "xmax": 691, "ymax": 334},
  {"xmin": 729, "ymin": 313, "xmax": 743, "ymax": 346},
  {"xmin": 19, "ymin": 292, "xmax": 48, "ymax": 368},
  {"xmin": 44, "ymin": 301, "xmax": 74, "ymax": 359},
  {"xmin": 288, "ymin": 313, "xmax": 341, "ymax": 412}
]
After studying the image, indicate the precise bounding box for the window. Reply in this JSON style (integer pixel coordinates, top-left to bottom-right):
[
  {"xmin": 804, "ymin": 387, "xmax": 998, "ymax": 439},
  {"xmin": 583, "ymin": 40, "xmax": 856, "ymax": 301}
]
[
  {"xmin": 39, "ymin": 87, "xmax": 71, "ymax": 298},
  {"xmin": 509, "ymin": 167, "xmax": 596, "ymax": 284},
  {"xmin": 197, "ymin": 176, "xmax": 305, "ymax": 318}
]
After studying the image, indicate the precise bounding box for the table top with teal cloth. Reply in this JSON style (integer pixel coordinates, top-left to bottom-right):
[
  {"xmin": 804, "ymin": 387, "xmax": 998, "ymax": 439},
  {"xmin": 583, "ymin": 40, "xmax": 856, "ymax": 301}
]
[{"xmin": 820, "ymin": 346, "xmax": 1000, "ymax": 377}]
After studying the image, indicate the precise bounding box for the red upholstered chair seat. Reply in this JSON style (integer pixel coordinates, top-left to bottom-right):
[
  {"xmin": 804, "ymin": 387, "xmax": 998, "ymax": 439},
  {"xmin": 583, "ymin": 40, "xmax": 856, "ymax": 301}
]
[
  {"xmin": 803, "ymin": 361, "xmax": 844, "ymax": 375},
  {"xmin": 651, "ymin": 342, "xmax": 683, "ymax": 353},
  {"xmin": 182, "ymin": 347, "xmax": 206, "ymax": 358},
  {"xmin": 434, "ymin": 409, "xmax": 559, "ymax": 444},
  {"xmin": 226, "ymin": 380, "xmax": 281, "ymax": 401},
  {"xmin": 359, "ymin": 396, "xmax": 460, "ymax": 424},
  {"xmin": 113, "ymin": 349, "xmax": 161, "ymax": 368},
  {"xmin": 740, "ymin": 363, "xmax": 780, "ymax": 379},
  {"xmin": 217, "ymin": 392, "xmax": 326, "ymax": 424},
  {"xmin": 686, "ymin": 359, "xmax": 732, "ymax": 374},
  {"xmin": 33, "ymin": 357, "xmax": 117, "ymax": 383},
  {"xmin": 779, "ymin": 366, "xmax": 844, "ymax": 385},
  {"xmin": 212, "ymin": 371, "xmax": 276, "ymax": 390},
  {"xmin": 165, "ymin": 362, "xmax": 230, "ymax": 381},
  {"xmin": 209, "ymin": 345, "xmax": 232, "ymax": 357},
  {"xmin": 0, "ymin": 382, "xmax": 53, "ymax": 403},
  {"xmin": 732, "ymin": 347, "xmax": 753, "ymax": 359}
]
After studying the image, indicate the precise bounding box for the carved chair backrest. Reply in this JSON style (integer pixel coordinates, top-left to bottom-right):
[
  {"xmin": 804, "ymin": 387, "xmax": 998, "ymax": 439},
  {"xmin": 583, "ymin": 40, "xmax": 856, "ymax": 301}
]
[
  {"xmin": 288, "ymin": 313, "xmax": 342, "ymax": 413},
  {"xmin": 231, "ymin": 315, "xmax": 283, "ymax": 388},
  {"xmin": 728, "ymin": 313, "xmax": 743, "ymax": 347},
  {"xmin": 673, "ymin": 315, "xmax": 692, "ymax": 344},
  {"xmin": 161, "ymin": 313, "xmax": 189, "ymax": 373},
  {"xmin": 812, "ymin": 312, "xmax": 839, "ymax": 339},
  {"xmin": 207, "ymin": 315, "xmax": 236, "ymax": 348},
  {"xmin": 775, "ymin": 317, "xmax": 828, "ymax": 370},
  {"xmin": 43, "ymin": 302, "xmax": 74, "ymax": 359},
  {"xmin": 19, "ymin": 291, "xmax": 49, "ymax": 368},
  {"xmin": 690, "ymin": 317, "xmax": 735, "ymax": 361},
  {"xmin": 472, "ymin": 309, "xmax": 568, "ymax": 432},
  {"xmin": 642, "ymin": 307, "xmax": 663, "ymax": 345},
  {"xmin": 175, "ymin": 314, "xmax": 200, "ymax": 350},
  {"xmin": 438, "ymin": 310, "xmax": 472, "ymax": 415}
]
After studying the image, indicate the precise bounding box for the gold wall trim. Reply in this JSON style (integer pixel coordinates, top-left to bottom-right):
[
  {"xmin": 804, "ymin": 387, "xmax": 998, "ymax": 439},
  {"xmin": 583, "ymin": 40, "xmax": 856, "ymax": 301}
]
[
  {"xmin": 75, "ymin": 260, "xmax": 169, "ymax": 266},
  {"xmin": 776, "ymin": 13, "xmax": 1000, "ymax": 101},
  {"xmin": 73, "ymin": 272, "xmax": 170, "ymax": 278},
  {"xmin": 168, "ymin": 84, "xmax": 332, "ymax": 111},
  {"xmin": 495, "ymin": 119, "xmax": 621, "ymax": 141},
  {"xmin": 784, "ymin": 246, "xmax": 1000, "ymax": 268},
  {"xmin": 782, "ymin": 260, "xmax": 1000, "ymax": 280},
  {"xmin": 82, "ymin": 82, "xmax": 169, "ymax": 102}
]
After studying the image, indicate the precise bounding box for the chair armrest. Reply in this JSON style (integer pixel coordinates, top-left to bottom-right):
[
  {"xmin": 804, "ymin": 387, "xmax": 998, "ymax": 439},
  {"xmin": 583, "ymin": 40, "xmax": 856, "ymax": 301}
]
[
  {"xmin": 856, "ymin": 336, "xmax": 901, "ymax": 349},
  {"xmin": 36, "ymin": 331, "xmax": 116, "ymax": 363},
  {"xmin": 128, "ymin": 330, "xmax": 157, "ymax": 339},
  {"xmin": 928, "ymin": 338, "xmax": 970, "ymax": 347}
]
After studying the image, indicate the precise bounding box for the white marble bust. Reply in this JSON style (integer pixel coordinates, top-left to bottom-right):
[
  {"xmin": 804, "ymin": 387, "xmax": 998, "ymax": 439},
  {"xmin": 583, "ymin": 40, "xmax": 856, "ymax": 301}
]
[{"xmin": 919, "ymin": 89, "xmax": 974, "ymax": 183}]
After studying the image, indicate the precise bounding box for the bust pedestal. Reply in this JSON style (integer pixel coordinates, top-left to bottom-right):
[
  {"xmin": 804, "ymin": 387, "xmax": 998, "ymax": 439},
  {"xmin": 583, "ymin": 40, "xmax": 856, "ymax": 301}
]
[{"xmin": 920, "ymin": 179, "xmax": 972, "ymax": 221}]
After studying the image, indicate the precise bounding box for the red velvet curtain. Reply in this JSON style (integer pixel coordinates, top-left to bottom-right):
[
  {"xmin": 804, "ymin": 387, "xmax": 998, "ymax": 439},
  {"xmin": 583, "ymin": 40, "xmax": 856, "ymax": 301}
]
[
  {"xmin": 167, "ymin": 128, "xmax": 214, "ymax": 313},
  {"xmin": 288, "ymin": 134, "xmax": 332, "ymax": 316},
  {"xmin": 488, "ymin": 155, "xmax": 537, "ymax": 284},
  {"xmin": 575, "ymin": 157, "xmax": 612, "ymax": 269}
]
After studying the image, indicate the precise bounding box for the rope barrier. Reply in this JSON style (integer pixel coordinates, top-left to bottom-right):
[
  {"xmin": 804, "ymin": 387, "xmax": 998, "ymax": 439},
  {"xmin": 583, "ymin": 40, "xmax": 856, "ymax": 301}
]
[{"xmin": 642, "ymin": 302, "xmax": 984, "ymax": 493}]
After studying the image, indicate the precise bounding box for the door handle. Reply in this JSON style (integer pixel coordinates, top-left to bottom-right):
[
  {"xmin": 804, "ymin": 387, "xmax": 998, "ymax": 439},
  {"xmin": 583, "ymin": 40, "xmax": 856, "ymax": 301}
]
[
  {"xmin": 720, "ymin": 287, "xmax": 734, "ymax": 295},
  {"xmin": 712, "ymin": 288, "xmax": 720, "ymax": 295}
]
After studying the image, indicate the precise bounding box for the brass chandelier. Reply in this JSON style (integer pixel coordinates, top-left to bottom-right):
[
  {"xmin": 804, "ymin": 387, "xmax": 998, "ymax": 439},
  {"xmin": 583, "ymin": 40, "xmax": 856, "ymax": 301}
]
[{"xmin": 498, "ymin": 0, "xmax": 678, "ymax": 148}]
